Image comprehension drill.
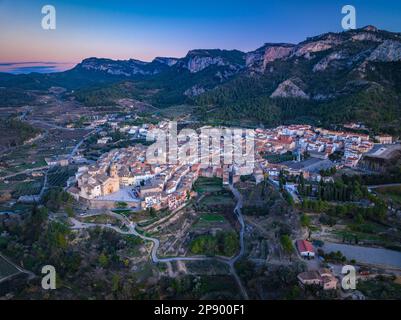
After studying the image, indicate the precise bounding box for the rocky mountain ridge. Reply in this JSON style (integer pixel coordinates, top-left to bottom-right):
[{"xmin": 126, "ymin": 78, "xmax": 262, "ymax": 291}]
[{"xmin": 71, "ymin": 25, "xmax": 401, "ymax": 101}]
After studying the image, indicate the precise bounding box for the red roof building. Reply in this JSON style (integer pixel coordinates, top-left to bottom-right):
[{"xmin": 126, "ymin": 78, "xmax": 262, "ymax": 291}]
[{"xmin": 296, "ymin": 240, "xmax": 315, "ymax": 258}]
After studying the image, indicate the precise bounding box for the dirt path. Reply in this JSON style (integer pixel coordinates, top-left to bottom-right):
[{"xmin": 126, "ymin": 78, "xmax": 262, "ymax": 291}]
[{"xmin": 70, "ymin": 182, "xmax": 250, "ymax": 299}]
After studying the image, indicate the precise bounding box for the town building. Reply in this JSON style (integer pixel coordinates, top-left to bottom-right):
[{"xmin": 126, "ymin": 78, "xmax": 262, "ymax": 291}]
[{"xmin": 375, "ymin": 135, "xmax": 393, "ymax": 145}]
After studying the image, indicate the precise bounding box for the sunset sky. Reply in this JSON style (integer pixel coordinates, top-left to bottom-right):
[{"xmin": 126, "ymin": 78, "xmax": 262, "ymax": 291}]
[{"xmin": 1, "ymin": 0, "xmax": 401, "ymax": 73}]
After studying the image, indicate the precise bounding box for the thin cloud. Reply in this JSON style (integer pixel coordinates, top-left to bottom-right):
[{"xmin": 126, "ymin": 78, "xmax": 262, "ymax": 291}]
[{"xmin": 0, "ymin": 62, "xmax": 75, "ymax": 74}]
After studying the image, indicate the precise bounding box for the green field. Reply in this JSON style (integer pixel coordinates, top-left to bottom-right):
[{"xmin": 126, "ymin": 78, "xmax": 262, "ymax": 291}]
[
  {"xmin": 47, "ymin": 166, "xmax": 76, "ymax": 188},
  {"xmin": 13, "ymin": 179, "xmax": 43, "ymax": 197},
  {"xmin": 264, "ymin": 152, "xmax": 295, "ymax": 164},
  {"xmin": 154, "ymin": 104, "xmax": 196, "ymax": 119},
  {"xmin": 193, "ymin": 177, "xmax": 234, "ymax": 207},
  {"xmin": 194, "ymin": 177, "xmax": 224, "ymax": 194},
  {"xmin": 82, "ymin": 214, "xmax": 120, "ymax": 225},
  {"xmin": 199, "ymin": 193, "xmax": 234, "ymax": 206},
  {"xmin": 200, "ymin": 214, "xmax": 225, "ymax": 222},
  {"xmin": 189, "ymin": 231, "xmax": 239, "ymax": 257}
]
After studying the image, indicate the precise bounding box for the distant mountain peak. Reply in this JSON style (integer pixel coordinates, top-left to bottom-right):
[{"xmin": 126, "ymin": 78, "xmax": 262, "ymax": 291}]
[
  {"xmin": 76, "ymin": 56, "xmax": 165, "ymax": 76},
  {"xmin": 181, "ymin": 49, "xmax": 246, "ymax": 73},
  {"xmin": 153, "ymin": 57, "xmax": 179, "ymax": 66},
  {"xmin": 186, "ymin": 49, "xmax": 244, "ymax": 57}
]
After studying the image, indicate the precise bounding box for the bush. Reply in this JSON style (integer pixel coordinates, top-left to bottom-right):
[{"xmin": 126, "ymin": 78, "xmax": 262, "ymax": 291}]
[
  {"xmin": 190, "ymin": 232, "xmax": 239, "ymax": 257},
  {"xmin": 300, "ymin": 213, "xmax": 311, "ymax": 228},
  {"xmin": 280, "ymin": 235, "xmax": 294, "ymax": 255}
]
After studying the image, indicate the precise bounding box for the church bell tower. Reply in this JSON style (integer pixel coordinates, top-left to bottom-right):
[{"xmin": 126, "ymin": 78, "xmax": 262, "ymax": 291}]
[{"xmin": 110, "ymin": 164, "xmax": 118, "ymax": 178}]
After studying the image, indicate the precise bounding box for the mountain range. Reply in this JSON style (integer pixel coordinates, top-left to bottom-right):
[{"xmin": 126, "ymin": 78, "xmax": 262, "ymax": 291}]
[{"xmin": 1, "ymin": 25, "xmax": 401, "ymax": 133}]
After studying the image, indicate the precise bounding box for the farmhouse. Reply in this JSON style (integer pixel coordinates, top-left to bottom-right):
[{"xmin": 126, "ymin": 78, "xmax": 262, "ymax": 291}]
[
  {"xmin": 296, "ymin": 239, "xmax": 315, "ymax": 258},
  {"xmin": 297, "ymin": 268, "xmax": 338, "ymax": 290}
]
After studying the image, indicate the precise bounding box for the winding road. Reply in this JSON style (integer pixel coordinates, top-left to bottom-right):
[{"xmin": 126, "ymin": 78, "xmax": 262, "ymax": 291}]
[{"xmin": 70, "ymin": 183, "xmax": 249, "ymax": 299}]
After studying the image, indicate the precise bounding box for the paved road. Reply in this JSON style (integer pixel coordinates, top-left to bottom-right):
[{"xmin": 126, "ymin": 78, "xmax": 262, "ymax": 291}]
[
  {"xmin": 227, "ymin": 184, "xmax": 249, "ymax": 299},
  {"xmin": 38, "ymin": 169, "xmax": 49, "ymax": 200},
  {"xmin": 70, "ymin": 216, "xmax": 216, "ymax": 265},
  {"xmin": 0, "ymin": 253, "xmax": 36, "ymax": 282},
  {"xmin": 0, "ymin": 166, "xmax": 49, "ymax": 181},
  {"xmin": 28, "ymin": 120, "xmax": 87, "ymax": 131},
  {"xmin": 70, "ymin": 182, "xmax": 250, "ymax": 299},
  {"xmin": 68, "ymin": 128, "xmax": 101, "ymax": 160}
]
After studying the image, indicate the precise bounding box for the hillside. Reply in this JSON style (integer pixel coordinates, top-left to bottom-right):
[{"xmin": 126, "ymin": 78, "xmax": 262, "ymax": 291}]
[{"xmin": 196, "ymin": 26, "xmax": 401, "ymax": 133}]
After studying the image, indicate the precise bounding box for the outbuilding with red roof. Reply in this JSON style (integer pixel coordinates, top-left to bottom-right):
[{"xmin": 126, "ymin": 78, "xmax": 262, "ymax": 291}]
[{"xmin": 296, "ymin": 240, "xmax": 315, "ymax": 258}]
